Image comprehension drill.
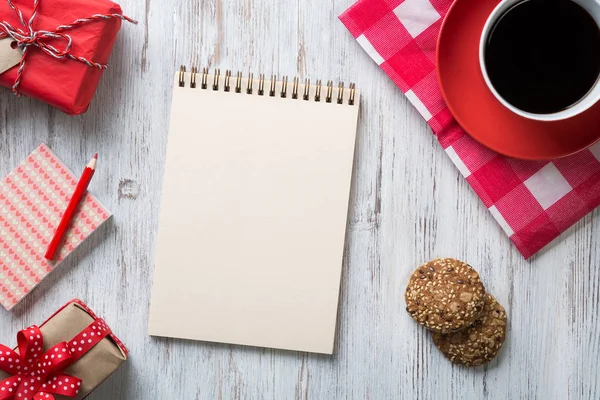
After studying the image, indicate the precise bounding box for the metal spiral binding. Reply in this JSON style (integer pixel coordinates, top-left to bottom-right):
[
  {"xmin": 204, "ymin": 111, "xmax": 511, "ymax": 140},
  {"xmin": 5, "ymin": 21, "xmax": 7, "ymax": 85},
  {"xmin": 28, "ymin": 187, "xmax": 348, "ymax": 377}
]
[
  {"xmin": 178, "ymin": 66, "xmax": 186, "ymax": 87},
  {"xmin": 213, "ymin": 69, "xmax": 221, "ymax": 90},
  {"xmin": 303, "ymin": 79, "xmax": 310, "ymax": 101},
  {"xmin": 325, "ymin": 81, "xmax": 333, "ymax": 103},
  {"xmin": 178, "ymin": 66, "xmax": 357, "ymax": 105},
  {"xmin": 269, "ymin": 75, "xmax": 276, "ymax": 97},
  {"xmin": 281, "ymin": 76, "xmax": 288, "ymax": 98},
  {"xmin": 258, "ymin": 74, "xmax": 265, "ymax": 95},
  {"xmin": 190, "ymin": 67, "xmax": 197, "ymax": 88},
  {"xmin": 337, "ymin": 82, "xmax": 345, "ymax": 104},
  {"xmin": 315, "ymin": 80, "xmax": 322, "ymax": 102},
  {"xmin": 201, "ymin": 67, "xmax": 208, "ymax": 89},
  {"xmin": 235, "ymin": 72, "xmax": 242, "ymax": 93},
  {"xmin": 349, "ymin": 83, "xmax": 356, "ymax": 105},
  {"xmin": 246, "ymin": 73, "xmax": 254, "ymax": 94},
  {"xmin": 292, "ymin": 77, "xmax": 299, "ymax": 99},
  {"xmin": 224, "ymin": 70, "xmax": 231, "ymax": 92}
]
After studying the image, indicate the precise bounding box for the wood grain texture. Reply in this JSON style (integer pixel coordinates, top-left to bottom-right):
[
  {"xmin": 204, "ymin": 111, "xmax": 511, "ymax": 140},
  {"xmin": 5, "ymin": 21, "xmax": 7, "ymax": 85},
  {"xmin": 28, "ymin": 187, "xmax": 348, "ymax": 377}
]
[{"xmin": 0, "ymin": 0, "xmax": 598, "ymax": 398}]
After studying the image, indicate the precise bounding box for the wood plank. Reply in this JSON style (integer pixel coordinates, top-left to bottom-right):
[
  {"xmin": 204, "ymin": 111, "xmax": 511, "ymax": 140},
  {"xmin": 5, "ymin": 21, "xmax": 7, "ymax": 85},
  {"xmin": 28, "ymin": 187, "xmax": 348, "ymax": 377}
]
[{"xmin": 0, "ymin": 0, "xmax": 596, "ymax": 398}]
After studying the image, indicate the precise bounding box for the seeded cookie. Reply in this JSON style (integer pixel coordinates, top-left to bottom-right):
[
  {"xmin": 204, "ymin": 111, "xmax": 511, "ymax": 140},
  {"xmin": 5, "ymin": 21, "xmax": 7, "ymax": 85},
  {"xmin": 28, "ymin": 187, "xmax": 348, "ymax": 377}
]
[
  {"xmin": 405, "ymin": 258, "xmax": 486, "ymax": 333},
  {"xmin": 432, "ymin": 293, "xmax": 507, "ymax": 367}
]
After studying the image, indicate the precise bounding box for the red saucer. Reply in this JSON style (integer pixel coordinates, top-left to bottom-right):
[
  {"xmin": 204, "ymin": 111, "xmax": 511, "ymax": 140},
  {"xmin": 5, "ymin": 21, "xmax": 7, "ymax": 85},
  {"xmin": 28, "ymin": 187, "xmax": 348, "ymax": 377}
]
[{"xmin": 437, "ymin": 0, "xmax": 600, "ymax": 160}]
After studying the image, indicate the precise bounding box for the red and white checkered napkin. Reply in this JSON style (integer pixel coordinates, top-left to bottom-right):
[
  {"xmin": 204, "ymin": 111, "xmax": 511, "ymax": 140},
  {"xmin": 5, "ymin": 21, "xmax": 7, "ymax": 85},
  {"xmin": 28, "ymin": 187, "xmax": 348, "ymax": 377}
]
[{"xmin": 340, "ymin": 0, "xmax": 600, "ymax": 258}]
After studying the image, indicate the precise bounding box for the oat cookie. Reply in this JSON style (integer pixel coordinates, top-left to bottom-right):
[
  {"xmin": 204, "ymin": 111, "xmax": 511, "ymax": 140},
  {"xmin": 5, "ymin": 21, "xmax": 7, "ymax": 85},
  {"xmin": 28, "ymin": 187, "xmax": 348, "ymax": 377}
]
[
  {"xmin": 432, "ymin": 293, "xmax": 507, "ymax": 367},
  {"xmin": 405, "ymin": 258, "xmax": 486, "ymax": 333}
]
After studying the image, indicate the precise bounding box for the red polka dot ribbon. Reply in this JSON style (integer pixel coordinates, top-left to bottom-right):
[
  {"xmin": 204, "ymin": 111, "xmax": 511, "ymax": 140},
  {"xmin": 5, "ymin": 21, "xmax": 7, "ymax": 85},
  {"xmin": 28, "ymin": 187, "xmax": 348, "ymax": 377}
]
[
  {"xmin": 65, "ymin": 319, "xmax": 111, "ymax": 363},
  {"xmin": 0, "ymin": 320, "xmax": 111, "ymax": 400}
]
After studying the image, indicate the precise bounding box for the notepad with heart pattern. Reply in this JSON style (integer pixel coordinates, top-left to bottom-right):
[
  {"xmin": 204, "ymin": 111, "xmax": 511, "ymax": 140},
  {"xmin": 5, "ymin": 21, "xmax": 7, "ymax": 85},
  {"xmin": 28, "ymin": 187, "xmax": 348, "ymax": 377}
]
[{"xmin": 0, "ymin": 144, "xmax": 111, "ymax": 310}]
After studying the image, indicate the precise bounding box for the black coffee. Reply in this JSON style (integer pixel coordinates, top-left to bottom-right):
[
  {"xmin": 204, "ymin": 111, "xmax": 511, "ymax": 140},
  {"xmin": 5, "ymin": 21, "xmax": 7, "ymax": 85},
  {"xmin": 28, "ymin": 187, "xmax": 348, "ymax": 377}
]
[{"xmin": 485, "ymin": 0, "xmax": 600, "ymax": 114}]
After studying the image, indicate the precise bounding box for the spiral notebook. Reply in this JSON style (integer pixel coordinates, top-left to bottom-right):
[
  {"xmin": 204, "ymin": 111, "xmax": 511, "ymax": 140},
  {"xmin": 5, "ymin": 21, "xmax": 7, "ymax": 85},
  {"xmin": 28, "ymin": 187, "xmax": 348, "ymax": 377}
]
[{"xmin": 148, "ymin": 67, "xmax": 360, "ymax": 354}]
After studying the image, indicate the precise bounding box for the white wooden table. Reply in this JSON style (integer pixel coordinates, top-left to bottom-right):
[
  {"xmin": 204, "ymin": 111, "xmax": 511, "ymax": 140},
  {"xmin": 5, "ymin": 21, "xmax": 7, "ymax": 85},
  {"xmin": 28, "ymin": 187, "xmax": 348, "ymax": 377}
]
[{"xmin": 0, "ymin": 0, "xmax": 598, "ymax": 398}]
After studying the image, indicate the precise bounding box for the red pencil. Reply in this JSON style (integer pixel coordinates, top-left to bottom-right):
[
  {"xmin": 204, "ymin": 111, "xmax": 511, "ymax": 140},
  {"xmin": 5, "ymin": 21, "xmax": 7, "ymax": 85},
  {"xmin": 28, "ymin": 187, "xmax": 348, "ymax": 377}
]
[{"xmin": 45, "ymin": 154, "xmax": 98, "ymax": 261}]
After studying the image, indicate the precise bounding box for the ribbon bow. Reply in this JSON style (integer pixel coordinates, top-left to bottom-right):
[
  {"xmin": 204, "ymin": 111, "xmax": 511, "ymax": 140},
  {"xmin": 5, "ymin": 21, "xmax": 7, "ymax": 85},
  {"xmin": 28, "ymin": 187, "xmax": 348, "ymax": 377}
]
[
  {"xmin": 0, "ymin": 0, "xmax": 136, "ymax": 95},
  {"xmin": 0, "ymin": 325, "xmax": 81, "ymax": 400}
]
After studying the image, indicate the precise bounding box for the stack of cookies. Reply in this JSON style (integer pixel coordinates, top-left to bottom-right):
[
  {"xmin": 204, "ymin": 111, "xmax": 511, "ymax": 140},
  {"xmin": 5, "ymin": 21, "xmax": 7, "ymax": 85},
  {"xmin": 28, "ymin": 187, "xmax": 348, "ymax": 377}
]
[{"xmin": 405, "ymin": 258, "xmax": 507, "ymax": 367}]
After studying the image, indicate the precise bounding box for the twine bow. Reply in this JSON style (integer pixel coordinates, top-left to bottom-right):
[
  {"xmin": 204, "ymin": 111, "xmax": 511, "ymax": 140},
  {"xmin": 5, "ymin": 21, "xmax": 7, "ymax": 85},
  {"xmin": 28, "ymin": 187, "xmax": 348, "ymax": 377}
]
[
  {"xmin": 0, "ymin": 0, "xmax": 136, "ymax": 95},
  {"xmin": 0, "ymin": 325, "xmax": 81, "ymax": 400}
]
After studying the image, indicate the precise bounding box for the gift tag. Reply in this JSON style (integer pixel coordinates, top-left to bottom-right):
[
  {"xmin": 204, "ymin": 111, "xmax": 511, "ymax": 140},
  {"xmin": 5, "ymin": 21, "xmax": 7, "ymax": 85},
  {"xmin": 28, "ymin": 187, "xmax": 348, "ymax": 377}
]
[{"xmin": 0, "ymin": 38, "xmax": 22, "ymax": 75}]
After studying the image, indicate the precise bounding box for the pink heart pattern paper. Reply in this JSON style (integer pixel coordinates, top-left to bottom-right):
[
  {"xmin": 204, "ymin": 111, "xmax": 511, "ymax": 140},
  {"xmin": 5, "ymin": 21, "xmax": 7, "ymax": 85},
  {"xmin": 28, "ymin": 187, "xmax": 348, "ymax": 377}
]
[{"xmin": 0, "ymin": 144, "xmax": 110, "ymax": 310}]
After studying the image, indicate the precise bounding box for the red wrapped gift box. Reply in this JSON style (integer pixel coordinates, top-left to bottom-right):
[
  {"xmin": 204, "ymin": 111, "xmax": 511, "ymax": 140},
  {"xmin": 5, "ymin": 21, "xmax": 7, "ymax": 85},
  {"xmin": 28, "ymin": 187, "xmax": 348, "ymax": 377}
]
[{"xmin": 0, "ymin": 0, "xmax": 131, "ymax": 115}]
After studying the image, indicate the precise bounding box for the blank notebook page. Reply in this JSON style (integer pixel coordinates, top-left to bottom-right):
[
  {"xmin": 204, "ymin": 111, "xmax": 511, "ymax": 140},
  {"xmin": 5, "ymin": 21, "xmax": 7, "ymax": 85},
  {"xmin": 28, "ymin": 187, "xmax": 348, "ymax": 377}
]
[{"xmin": 149, "ymin": 72, "xmax": 360, "ymax": 354}]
